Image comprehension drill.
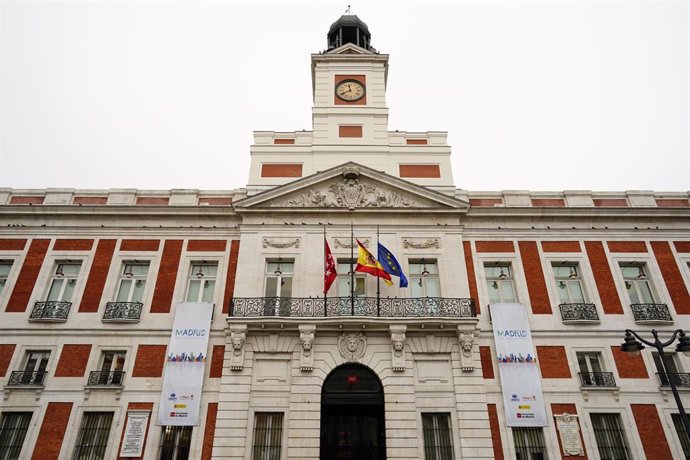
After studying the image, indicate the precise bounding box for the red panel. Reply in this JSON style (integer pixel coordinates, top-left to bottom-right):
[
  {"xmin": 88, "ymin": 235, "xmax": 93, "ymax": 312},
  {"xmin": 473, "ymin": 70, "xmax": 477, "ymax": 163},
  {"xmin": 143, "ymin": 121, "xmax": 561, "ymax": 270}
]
[
  {"xmin": 469, "ymin": 198, "xmax": 503, "ymax": 207},
  {"xmin": 5, "ymin": 239, "xmax": 50, "ymax": 312},
  {"xmin": 536, "ymin": 346, "xmax": 570, "ymax": 378},
  {"xmin": 117, "ymin": 402, "xmax": 154, "ymax": 460},
  {"xmin": 487, "ymin": 404, "xmax": 504, "ymax": 460},
  {"xmin": 0, "ymin": 239, "xmax": 27, "ymax": 251},
  {"xmin": 187, "ymin": 240, "xmax": 227, "ymax": 252},
  {"xmin": 399, "ymin": 164, "xmax": 441, "ymax": 178},
  {"xmin": 631, "ymin": 404, "xmax": 673, "ymax": 459},
  {"xmin": 656, "ymin": 199, "xmax": 689, "ymax": 208},
  {"xmin": 611, "ymin": 346, "xmax": 648, "ymax": 378},
  {"xmin": 198, "ymin": 197, "xmax": 233, "ymax": 206},
  {"xmin": 150, "ymin": 240, "xmax": 183, "ymax": 313},
  {"xmin": 53, "ymin": 239, "xmax": 93, "ymax": 251},
  {"xmin": 584, "ymin": 241, "xmax": 623, "ymax": 314},
  {"xmin": 479, "ymin": 346, "xmax": 494, "ymax": 379},
  {"xmin": 463, "ymin": 241, "xmax": 479, "ymax": 314},
  {"xmin": 261, "ymin": 164, "xmax": 303, "ymax": 177},
  {"xmin": 132, "ymin": 345, "xmax": 167, "ymax": 377},
  {"xmin": 551, "ymin": 404, "xmax": 588, "ymax": 459},
  {"xmin": 0, "ymin": 344, "xmax": 16, "ymax": 377},
  {"xmin": 79, "ymin": 239, "xmax": 116, "ymax": 312},
  {"xmin": 531, "ymin": 198, "xmax": 565, "ymax": 207},
  {"xmin": 136, "ymin": 197, "xmax": 169, "ymax": 205},
  {"xmin": 54, "ymin": 344, "xmax": 91, "ymax": 377},
  {"xmin": 31, "ymin": 402, "xmax": 73, "ymax": 460},
  {"xmin": 541, "ymin": 241, "xmax": 581, "ymax": 253},
  {"xmin": 406, "ymin": 139, "xmax": 428, "ymax": 145},
  {"xmin": 339, "ymin": 126, "xmax": 363, "ymax": 138},
  {"xmin": 274, "ymin": 138, "xmax": 295, "ymax": 144},
  {"xmin": 593, "ymin": 198, "xmax": 628, "ymax": 207},
  {"xmin": 475, "ymin": 241, "xmax": 515, "ymax": 253},
  {"xmin": 209, "ymin": 345, "xmax": 225, "ymax": 378},
  {"xmin": 223, "ymin": 240, "xmax": 240, "ymax": 315},
  {"xmin": 607, "ymin": 241, "xmax": 648, "ymax": 253},
  {"xmin": 675, "ymin": 242, "xmax": 690, "ymax": 253},
  {"xmin": 651, "ymin": 241, "xmax": 690, "ymax": 314},
  {"xmin": 518, "ymin": 241, "xmax": 552, "ymax": 314},
  {"xmin": 201, "ymin": 403, "xmax": 219, "ymax": 460},
  {"xmin": 120, "ymin": 239, "xmax": 160, "ymax": 252},
  {"xmin": 10, "ymin": 196, "xmax": 44, "ymax": 205},
  {"xmin": 73, "ymin": 196, "xmax": 108, "ymax": 205}
]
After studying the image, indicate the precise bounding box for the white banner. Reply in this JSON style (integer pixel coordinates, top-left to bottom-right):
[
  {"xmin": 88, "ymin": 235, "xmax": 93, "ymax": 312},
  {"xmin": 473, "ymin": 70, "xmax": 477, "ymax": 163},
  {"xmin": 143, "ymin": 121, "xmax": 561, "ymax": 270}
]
[
  {"xmin": 158, "ymin": 302, "xmax": 213, "ymax": 426},
  {"xmin": 491, "ymin": 303, "xmax": 547, "ymax": 427}
]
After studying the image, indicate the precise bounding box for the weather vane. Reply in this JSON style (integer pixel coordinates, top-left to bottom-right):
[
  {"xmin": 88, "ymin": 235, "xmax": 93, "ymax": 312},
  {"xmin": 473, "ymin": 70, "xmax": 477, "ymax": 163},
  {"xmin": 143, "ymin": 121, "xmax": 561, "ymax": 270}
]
[{"xmin": 345, "ymin": 5, "xmax": 351, "ymax": 14}]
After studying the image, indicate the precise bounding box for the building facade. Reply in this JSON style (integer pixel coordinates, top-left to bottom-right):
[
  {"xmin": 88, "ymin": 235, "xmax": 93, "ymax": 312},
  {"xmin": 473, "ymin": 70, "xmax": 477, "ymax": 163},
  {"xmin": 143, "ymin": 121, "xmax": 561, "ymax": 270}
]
[{"xmin": 1, "ymin": 14, "xmax": 689, "ymax": 460}]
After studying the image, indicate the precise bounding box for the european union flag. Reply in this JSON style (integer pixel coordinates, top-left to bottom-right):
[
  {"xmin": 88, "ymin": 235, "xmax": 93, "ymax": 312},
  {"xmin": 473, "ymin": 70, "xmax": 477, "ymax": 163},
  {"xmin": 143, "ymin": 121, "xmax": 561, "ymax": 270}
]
[{"xmin": 377, "ymin": 243, "xmax": 409, "ymax": 288}]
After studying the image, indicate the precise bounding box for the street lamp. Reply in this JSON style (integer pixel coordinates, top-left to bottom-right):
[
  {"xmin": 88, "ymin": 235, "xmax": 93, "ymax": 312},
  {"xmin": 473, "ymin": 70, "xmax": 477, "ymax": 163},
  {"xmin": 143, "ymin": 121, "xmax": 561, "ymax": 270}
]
[{"xmin": 621, "ymin": 329, "xmax": 690, "ymax": 441}]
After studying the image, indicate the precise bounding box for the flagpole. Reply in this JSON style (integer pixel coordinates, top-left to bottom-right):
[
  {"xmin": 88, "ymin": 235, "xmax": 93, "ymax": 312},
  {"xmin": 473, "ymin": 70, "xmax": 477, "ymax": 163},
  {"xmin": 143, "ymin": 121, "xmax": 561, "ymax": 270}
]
[
  {"xmin": 323, "ymin": 225, "xmax": 328, "ymax": 317},
  {"xmin": 376, "ymin": 225, "xmax": 381, "ymax": 317},
  {"xmin": 350, "ymin": 222, "xmax": 355, "ymax": 316}
]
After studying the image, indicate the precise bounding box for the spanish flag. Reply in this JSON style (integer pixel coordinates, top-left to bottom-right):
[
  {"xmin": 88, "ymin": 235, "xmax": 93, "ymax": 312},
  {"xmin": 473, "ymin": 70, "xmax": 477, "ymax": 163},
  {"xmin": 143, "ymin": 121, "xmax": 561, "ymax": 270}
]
[{"xmin": 355, "ymin": 239, "xmax": 393, "ymax": 286}]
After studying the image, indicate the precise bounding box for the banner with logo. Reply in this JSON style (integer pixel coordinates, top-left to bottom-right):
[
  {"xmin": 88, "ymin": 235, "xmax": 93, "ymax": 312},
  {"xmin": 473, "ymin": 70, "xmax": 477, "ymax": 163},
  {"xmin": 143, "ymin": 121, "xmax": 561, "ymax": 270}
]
[
  {"xmin": 158, "ymin": 302, "xmax": 213, "ymax": 426},
  {"xmin": 491, "ymin": 303, "xmax": 547, "ymax": 427}
]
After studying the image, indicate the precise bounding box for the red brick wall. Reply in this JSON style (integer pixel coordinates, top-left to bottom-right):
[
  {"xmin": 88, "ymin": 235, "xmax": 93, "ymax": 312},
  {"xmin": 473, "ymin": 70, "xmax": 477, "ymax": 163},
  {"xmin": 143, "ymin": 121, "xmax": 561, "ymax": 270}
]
[
  {"xmin": 607, "ymin": 241, "xmax": 647, "ymax": 253},
  {"xmin": 54, "ymin": 344, "xmax": 92, "ymax": 377},
  {"xmin": 0, "ymin": 239, "xmax": 27, "ymax": 250},
  {"xmin": 519, "ymin": 241, "xmax": 552, "ymax": 314},
  {"xmin": 273, "ymin": 138, "xmax": 295, "ymax": 144},
  {"xmin": 487, "ymin": 404, "xmax": 504, "ymax": 460},
  {"xmin": 475, "ymin": 241, "xmax": 515, "ymax": 253},
  {"xmin": 674, "ymin": 241, "xmax": 690, "ymax": 253},
  {"xmin": 79, "ymin": 239, "xmax": 116, "ymax": 313},
  {"xmin": 480, "ymin": 346, "xmax": 494, "ymax": 379},
  {"xmin": 223, "ymin": 240, "xmax": 240, "ymax": 314},
  {"xmin": 531, "ymin": 198, "xmax": 565, "ymax": 207},
  {"xmin": 0, "ymin": 344, "xmax": 16, "ymax": 377},
  {"xmin": 31, "ymin": 402, "xmax": 73, "ymax": 460},
  {"xmin": 150, "ymin": 240, "xmax": 183, "ymax": 313},
  {"xmin": 260, "ymin": 164, "xmax": 303, "ymax": 177},
  {"xmin": 209, "ymin": 345, "xmax": 225, "ymax": 378},
  {"xmin": 10, "ymin": 196, "xmax": 44, "ymax": 205},
  {"xmin": 6, "ymin": 239, "xmax": 50, "ymax": 312},
  {"xmin": 399, "ymin": 164, "xmax": 441, "ymax": 178},
  {"xmin": 541, "ymin": 241, "xmax": 581, "ymax": 253},
  {"xmin": 469, "ymin": 198, "xmax": 503, "ymax": 207},
  {"xmin": 187, "ymin": 240, "xmax": 227, "ymax": 252},
  {"xmin": 651, "ymin": 241, "xmax": 690, "ymax": 314},
  {"xmin": 536, "ymin": 346, "xmax": 571, "ymax": 378},
  {"xmin": 136, "ymin": 197, "xmax": 169, "ymax": 206},
  {"xmin": 585, "ymin": 241, "xmax": 623, "ymax": 314},
  {"xmin": 631, "ymin": 404, "xmax": 673, "ymax": 459},
  {"xmin": 201, "ymin": 402, "xmax": 219, "ymax": 460},
  {"xmin": 593, "ymin": 198, "xmax": 628, "ymax": 207},
  {"xmin": 120, "ymin": 239, "xmax": 161, "ymax": 252},
  {"xmin": 117, "ymin": 402, "xmax": 154, "ymax": 460},
  {"xmin": 334, "ymin": 75, "xmax": 366, "ymax": 105},
  {"xmin": 132, "ymin": 345, "xmax": 167, "ymax": 377},
  {"xmin": 611, "ymin": 346, "xmax": 648, "ymax": 378},
  {"xmin": 53, "ymin": 239, "xmax": 93, "ymax": 251},
  {"xmin": 73, "ymin": 196, "xmax": 108, "ymax": 205},
  {"xmin": 406, "ymin": 139, "xmax": 428, "ymax": 145},
  {"xmin": 463, "ymin": 241, "xmax": 480, "ymax": 314},
  {"xmin": 551, "ymin": 403, "xmax": 588, "ymax": 459},
  {"xmin": 339, "ymin": 125, "xmax": 363, "ymax": 138}
]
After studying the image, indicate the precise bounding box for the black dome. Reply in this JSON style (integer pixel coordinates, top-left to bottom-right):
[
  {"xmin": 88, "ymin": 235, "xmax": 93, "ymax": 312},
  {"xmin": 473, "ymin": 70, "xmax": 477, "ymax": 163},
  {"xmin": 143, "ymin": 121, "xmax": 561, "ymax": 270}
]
[
  {"xmin": 328, "ymin": 15, "xmax": 370, "ymax": 36},
  {"xmin": 327, "ymin": 15, "xmax": 373, "ymax": 51}
]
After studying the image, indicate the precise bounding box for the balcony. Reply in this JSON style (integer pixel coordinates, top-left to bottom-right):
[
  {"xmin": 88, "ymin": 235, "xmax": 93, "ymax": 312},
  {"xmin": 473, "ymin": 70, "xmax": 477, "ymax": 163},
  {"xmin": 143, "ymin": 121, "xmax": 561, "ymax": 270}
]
[
  {"xmin": 630, "ymin": 303, "xmax": 673, "ymax": 323},
  {"xmin": 102, "ymin": 302, "xmax": 143, "ymax": 322},
  {"xmin": 656, "ymin": 372, "xmax": 690, "ymax": 388},
  {"xmin": 230, "ymin": 297, "xmax": 476, "ymax": 318},
  {"xmin": 579, "ymin": 372, "xmax": 616, "ymax": 387},
  {"xmin": 29, "ymin": 301, "xmax": 71, "ymax": 321},
  {"xmin": 559, "ymin": 303, "xmax": 599, "ymax": 323},
  {"xmin": 87, "ymin": 371, "xmax": 125, "ymax": 386},
  {"xmin": 7, "ymin": 371, "xmax": 46, "ymax": 386}
]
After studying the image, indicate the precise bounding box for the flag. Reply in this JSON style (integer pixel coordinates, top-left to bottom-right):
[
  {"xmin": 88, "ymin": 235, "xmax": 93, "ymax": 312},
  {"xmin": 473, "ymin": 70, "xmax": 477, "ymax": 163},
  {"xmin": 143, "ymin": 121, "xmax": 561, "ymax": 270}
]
[
  {"xmin": 355, "ymin": 239, "xmax": 393, "ymax": 286},
  {"xmin": 324, "ymin": 238, "xmax": 337, "ymax": 294},
  {"xmin": 377, "ymin": 243, "xmax": 408, "ymax": 288}
]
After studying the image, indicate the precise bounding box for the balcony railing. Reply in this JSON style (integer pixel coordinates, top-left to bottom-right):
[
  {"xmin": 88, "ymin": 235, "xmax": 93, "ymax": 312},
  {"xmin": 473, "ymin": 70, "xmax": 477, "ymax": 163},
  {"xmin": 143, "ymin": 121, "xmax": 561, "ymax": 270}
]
[
  {"xmin": 559, "ymin": 303, "xmax": 599, "ymax": 322},
  {"xmin": 87, "ymin": 371, "xmax": 125, "ymax": 386},
  {"xmin": 656, "ymin": 372, "xmax": 690, "ymax": 388},
  {"xmin": 579, "ymin": 372, "xmax": 616, "ymax": 387},
  {"xmin": 29, "ymin": 301, "xmax": 71, "ymax": 321},
  {"xmin": 7, "ymin": 371, "xmax": 46, "ymax": 386},
  {"xmin": 630, "ymin": 303, "xmax": 672, "ymax": 323},
  {"xmin": 230, "ymin": 297, "xmax": 476, "ymax": 318},
  {"xmin": 103, "ymin": 302, "xmax": 143, "ymax": 322}
]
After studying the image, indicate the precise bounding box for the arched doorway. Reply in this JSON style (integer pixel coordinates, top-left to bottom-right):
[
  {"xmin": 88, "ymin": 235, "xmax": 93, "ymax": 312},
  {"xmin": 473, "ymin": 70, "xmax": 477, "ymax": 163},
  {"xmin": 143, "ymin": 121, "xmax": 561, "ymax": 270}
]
[{"xmin": 320, "ymin": 363, "xmax": 386, "ymax": 460}]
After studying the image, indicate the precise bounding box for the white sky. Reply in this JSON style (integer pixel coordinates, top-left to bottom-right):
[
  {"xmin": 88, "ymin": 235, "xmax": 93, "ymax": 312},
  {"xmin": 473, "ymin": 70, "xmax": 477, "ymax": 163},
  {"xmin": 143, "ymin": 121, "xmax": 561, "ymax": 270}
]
[{"xmin": 1, "ymin": 0, "xmax": 688, "ymax": 192}]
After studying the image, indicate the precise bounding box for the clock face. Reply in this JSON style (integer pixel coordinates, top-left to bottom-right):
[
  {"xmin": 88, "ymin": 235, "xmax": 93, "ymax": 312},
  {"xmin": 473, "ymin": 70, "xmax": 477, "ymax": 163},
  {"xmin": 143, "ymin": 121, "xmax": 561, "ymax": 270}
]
[{"xmin": 335, "ymin": 79, "xmax": 366, "ymax": 102}]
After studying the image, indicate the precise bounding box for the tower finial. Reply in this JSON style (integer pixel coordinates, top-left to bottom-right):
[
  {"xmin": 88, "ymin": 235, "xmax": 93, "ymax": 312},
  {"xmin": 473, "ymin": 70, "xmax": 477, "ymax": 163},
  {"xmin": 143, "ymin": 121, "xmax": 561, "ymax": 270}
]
[{"xmin": 345, "ymin": 5, "xmax": 351, "ymax": 14}]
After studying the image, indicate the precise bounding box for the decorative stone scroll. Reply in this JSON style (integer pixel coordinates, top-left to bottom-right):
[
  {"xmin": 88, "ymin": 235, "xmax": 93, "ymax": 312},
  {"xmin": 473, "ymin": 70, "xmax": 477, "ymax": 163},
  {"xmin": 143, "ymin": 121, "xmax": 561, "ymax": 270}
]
[
  {"xmin": 298, "ymin": 324, "xmax": 316, "ymax": 371},
  {"xmin": 333, "ymin": 238, "xmax": 369, "ymax": 249},
  {"xmin": 262, "ymin": 238, "xmax": 301, "ymax": 249},
  {"xmin": 555, "ymin": 413, "xmax": 585, "ymax": 456},
  {"xmin": 229, "ymin": 324, "xmax": 247, "ymax": 371},
  {"xmin": 338, "ymin": 332, "xmax": 366, "ymax": 362},
  {"xmin": 390, "ymin": 325, "xmax": 407, "ymax": 372},
  {"xmin": 403, "ymin": 238, "xmax": 441, "ymax": 249},
  {"xmin": 458, "ymin": 328, "xmax": 478, "ymax": 371}
]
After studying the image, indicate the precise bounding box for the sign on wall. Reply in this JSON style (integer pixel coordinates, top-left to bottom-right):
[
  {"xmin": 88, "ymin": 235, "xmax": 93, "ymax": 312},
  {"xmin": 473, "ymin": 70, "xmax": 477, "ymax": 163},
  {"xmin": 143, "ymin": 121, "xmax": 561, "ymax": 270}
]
[
  {"xmin": 120, "ymin": 411, "xmax": 150, "ymax": 457},
  {"xmin": 491, "ymin": 303, "xmax": 547, "ymax": 427},
  {"xmin": 158, "ymin": 302, "xmax": 213, "ymax": 426}
]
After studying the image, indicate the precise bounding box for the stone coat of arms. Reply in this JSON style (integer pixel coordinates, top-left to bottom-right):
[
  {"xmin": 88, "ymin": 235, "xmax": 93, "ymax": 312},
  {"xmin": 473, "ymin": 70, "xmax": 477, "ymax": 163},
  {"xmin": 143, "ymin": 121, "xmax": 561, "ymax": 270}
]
[{"xmin": 338, "ymin": 332, "xmax": 366, "ymax": 362}]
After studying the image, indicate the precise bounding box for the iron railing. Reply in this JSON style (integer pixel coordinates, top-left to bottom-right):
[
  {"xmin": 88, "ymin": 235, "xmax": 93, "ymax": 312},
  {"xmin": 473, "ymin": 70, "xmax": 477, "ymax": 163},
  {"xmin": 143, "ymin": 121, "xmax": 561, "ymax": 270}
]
[
  {"xmin": 579, "ymin": 372, "xmax": 616, "ymax": 387},
  {"xmin": 230, "ymin": 297, "xmax": 476, "ymax": 318},
  {"xmin": 102, "ymin": 301, "xmax": 143, "ymax": 322},
  {"xmin": 87, "ymin": 371, "xmax": 125, "ymax": 386},
  {"xmin": 559, "ymin": 303, "xmax": 599, "ymax": 322},
  {"xmin": 7, "ymin": 371, "xmax": 46, "ymax": 386},
  {"xmin": 29, "ymin": 301, "xmax": 71, "ymax": 321},
  {"xmin": 630, "ymin": 303, "xmax": 672, "ymax": 322},
  {"xmin": 657, "ymin": 372, "xmax": 690, "ymax": 388}
]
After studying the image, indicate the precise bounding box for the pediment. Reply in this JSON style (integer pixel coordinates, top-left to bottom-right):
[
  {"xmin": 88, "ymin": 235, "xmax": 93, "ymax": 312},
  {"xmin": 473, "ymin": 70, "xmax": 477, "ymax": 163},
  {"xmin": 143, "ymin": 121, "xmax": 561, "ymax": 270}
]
[
  {"xmin": 327, "ymin": 43, "xmax": 373, "ymax": 55},
  {"xmin": 234, "ymin": 163, "xmax": 469, "ymax": 212}
]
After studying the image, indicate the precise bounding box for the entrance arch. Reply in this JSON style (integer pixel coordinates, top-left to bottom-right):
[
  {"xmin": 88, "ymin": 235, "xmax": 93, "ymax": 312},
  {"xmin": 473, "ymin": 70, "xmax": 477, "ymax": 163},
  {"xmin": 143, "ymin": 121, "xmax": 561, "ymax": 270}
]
[{"xmin": 320, "ymin": 363, "xmax": 386, "ymax": 460}]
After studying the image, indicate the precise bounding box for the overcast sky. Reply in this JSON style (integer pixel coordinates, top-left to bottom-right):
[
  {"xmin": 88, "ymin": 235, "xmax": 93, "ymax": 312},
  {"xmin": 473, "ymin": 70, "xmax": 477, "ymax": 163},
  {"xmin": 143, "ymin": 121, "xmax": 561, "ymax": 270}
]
[{"xmin": 1, "ymin": 0, "xmax": 688, "ymax": 192}]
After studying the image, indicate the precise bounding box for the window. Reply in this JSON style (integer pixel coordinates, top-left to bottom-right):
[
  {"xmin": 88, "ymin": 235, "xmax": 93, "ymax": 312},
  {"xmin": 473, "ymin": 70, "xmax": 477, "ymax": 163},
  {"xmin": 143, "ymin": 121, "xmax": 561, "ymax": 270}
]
[
  {"xmin": 410, "ymin": 259, "xmax": 439, "ymax": 297},
  {"xmin": 46, "ymin": 262, "xmax": 81, "ymax": 302},
  {"xmin": 421, "ymin": 413, "xmax": 454, "ymax": 460},
  {"xmin": 576, "ymin": 352, "xmax": 613, "ymax": 386},
  {"xmin": 0, "ymin": 261, "xmax": 12, "ymax": 297},
  {"xmin": 115, "ymin": 262, "xmax": 149, "ymax": 303},
  {"xmin": 158, "ymin": 426, "xmax": 192, "ymax": 460},
  {"xmin": 485, "ymin": 263, "xmax": 517, "ymax": 303},
  {"xmin": 552, "ymin": 263, "xmax": 585, "ymax": 303},
  {"xmin": 337, "ymin": 259, "xmax": 365, "ymax": 297},
  {"xmin": 590, "ymin": 413, "xmax": 631, "ymax": 460},
  {"xmin": 672, "ymin": 414, "xmax": 690, "ymax": 459},
  {"xmin": 653, "ymin": 352, "xmax": 681, "ymax": 386},
  {"xmin": 512, "ymin": 427, "xmax": 547, "ymax": 460},
  {"xmin": 17, "ymin": 351, "xmax": 49, "ymax": 385},
  {"xmin": 0, "ymin": 412, "xmax": 32, "ymax": 460},
  {"xmin": 264, "ymin": 259, "xmax": 293, "ymax": 298},
  {"xmin": 73, "ymin": 412, "xmax": 114, "ymax": 460},
  {"xmin": 186, "ymin": 262, "xmax": 218, "ymax": 303},
  {"xmin": 620, "ymin": 263, "xmax": 656, "ymax": 304},
  {"xmin": 95, "ymin": 351, "xmax": 126, "ymax": 385},
  {"xmin": 252, "ymin": 412, "xmax": 283, "ymax": 460}
]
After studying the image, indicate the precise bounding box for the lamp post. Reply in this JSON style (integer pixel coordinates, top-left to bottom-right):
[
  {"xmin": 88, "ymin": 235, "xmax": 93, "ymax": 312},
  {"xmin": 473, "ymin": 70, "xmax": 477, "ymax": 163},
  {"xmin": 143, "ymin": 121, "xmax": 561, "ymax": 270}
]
[{"xmin": 621, "ymin": 329, "xmax": 690, "ymax": 441}]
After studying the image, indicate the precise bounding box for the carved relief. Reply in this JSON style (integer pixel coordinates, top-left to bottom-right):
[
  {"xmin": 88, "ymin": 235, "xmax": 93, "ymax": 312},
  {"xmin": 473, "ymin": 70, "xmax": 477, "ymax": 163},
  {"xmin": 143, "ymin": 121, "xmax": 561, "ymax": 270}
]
[
  {"xmin": 403, "ymin": 238, "xmax": 441, "ymax": 249},
  {"xmin": 262, "ymin": 238, "xmax": 301, "ymax": 249},
  {"xmin": 390, "ymin": 325, "xmax": 407, "ymax": 372},
  {"xmin": 333, "ymin": 238, "xmax": 369, "ymax": 249},
  {"xmin": 458, "ymin": 329, "xmax": 477, "ymax": 371},
  {"xmin": 298, "ymin": 324, "xmax": 316, "ymax": 371},
  {"xmin": 229, "ymin": 325, "xmax": 247, "ymax": 371},
  {"xmin": 338, "ymin": 332, "xmax": 366, "ymax": 362}
]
